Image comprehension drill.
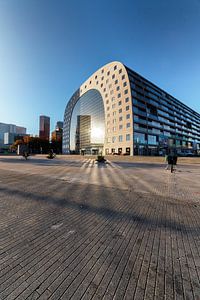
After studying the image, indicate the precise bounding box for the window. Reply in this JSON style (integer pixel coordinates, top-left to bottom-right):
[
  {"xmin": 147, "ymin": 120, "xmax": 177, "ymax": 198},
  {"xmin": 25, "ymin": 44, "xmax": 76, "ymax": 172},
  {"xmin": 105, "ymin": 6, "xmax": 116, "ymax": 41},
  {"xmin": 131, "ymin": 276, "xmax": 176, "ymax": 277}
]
[
  {"xmin": 113, "ymin": 127, "xmax": 116, "ymax": 132},
  {"xmin": 119, "ymin": 135, "xmax": 123, "ymax": 142},
  {"xmin": 107, "ymin": 71, "xmax": 110, "ymax": 76},
  {"xmin": 123, "ymin": 82, "xmax": 127, "ymax": 87},
  {"xmin": 114, "ymin": 65, "xmax": 117, "ymax": 70},
  {"xmin": 119, "ymin": 108, "xmax": 122, "ymax": 113},
  {"xmin": 124, "ymin": 89, "xmax": 128, "ymax": 94},
  {"xmin": 105, "ymin": 93, "xmax": 108, "ymax": 98},
  {"xmin": 101, "ymin": 69, "xmax": 104, "ymax": 73},
  {"xmin": 89, "ymin": 81, "xmax": 92, "ymax": 84},
  {"xmin": 110, "ymin": 90, "xmax": 114, "ymax": 95},
  {"xmin": 112, "ymin": 74, "xmax": 115, "ymax": 79},
  {"xmin": 125, "ymin": 97, "xmax": 129, "ymax": 103},
  {"xmin": 107, "ymin": 137, "xmax": 111, "ymax": 143},
  {"xmin": 115, "ymin": 80, "xmax": 118, "ymax": 85},
  {"xmin": 107, "ymin": 106, "xmax": 110, "ymax": 111},
  {"xmin": 101, "ymin": 83, "xmax": 103, "ymax": 88},
  {"xmin": 118, "ymin": 100, "xmax": 122, "ymax": 106},
  {"xmin": 95, "ymin": 75, "xmax": 97, "ymax": 79},
  {"xmin": 112, "ymin": 104, "xmax": 116, "ymax": 109},
  {"xmin": 122, "ymin": 75, "xmax": 125, "ymax": 80},
  {"xmin": 116, "ymin": 86, "xmax": 120, "ymax": 91},
  {"xmin": 106, "ymin": 100, "xmax": 109, "ymax": 104},
  {"xmin": 126, "ymin": 134, "xmax": 130, "ymax": 141},
  {"xmin": 113, "ymin": 111, "xmax": 116, "ymax": 116},
  {"xmin": 112, "ymin": 136, "xmax": 116, "ymax": 143},
  {"xmin": 118, "ymin": 93, "xmax": 121, "ymax": 98},
  {"xmin": 119, "ymin": 116, "xmax": 123, "ymax": 121},
  {"xmin": 96, "ymin": 81, "xmax": 98, "ymax": 85},
  {"xmin": 126, "ymin": 105, "xmax": 129, "ymax": 111},
  {"xmin": 109, "ymin": 84, "xmax": 112, "ymax": 89},
  {"xmin": 119, "ymin": 69, "xmax": 122, "ymax": 74},
  {"xmin": 119, "ymin": 124, "xmax": 123, "ymax": 130},
  {"xmin": 126, "ymin": 114, "xmax": 130, "ymax": 119},
  {"xmin": 107, "ymin": 113, "xmax": 110, "ymax": 117},
  {"xmin": 111, "ymin": 97, "xmax": 115, "ymax": 102},
  {"xmin": 103, "ymin": 88, "xmax": 106, "ymax": 92},
  {"xmin": 101, "ymin": 76, "xmax": 104, "ymax": 81},
  {"xmin": 126, "ymin": 123, "xmax": 130, "ymax": 128},
  {"xmin": 85, "ymin": 85, "xmax": 87, "ymax": 89}
]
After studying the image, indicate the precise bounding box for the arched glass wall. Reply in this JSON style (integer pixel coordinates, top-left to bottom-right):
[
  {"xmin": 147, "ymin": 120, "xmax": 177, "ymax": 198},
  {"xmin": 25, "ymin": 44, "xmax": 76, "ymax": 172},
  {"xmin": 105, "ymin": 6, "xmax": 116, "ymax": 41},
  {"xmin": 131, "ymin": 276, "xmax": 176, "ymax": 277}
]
[{"xmin": 70, "ymin": 89, "xmax": 105, "ymax": 154}]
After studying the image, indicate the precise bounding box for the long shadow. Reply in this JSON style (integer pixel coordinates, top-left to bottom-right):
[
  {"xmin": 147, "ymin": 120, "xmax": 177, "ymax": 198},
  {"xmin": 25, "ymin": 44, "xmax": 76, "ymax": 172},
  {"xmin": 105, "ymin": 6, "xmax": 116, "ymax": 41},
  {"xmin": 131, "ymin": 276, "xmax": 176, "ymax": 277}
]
[
  {"xmin": 113, "ymin": 161, "xmax": 165, "ymax": 169},
  {"xmin": 0, "ymin": 184, "xmax": 199, "ymax": 236},
  {"xmin": 0, "ymin": 157, "xmax": 84, "ymax": 168}
]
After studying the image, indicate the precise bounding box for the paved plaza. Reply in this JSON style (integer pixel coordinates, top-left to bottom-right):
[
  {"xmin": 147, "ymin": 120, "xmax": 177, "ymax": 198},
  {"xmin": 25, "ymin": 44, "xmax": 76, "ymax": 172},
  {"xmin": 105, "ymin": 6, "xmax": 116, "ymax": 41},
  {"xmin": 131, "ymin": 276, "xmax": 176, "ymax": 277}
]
[{"xmin": 0, "ymin": 155, "xmax": 200, "ymax": 300}]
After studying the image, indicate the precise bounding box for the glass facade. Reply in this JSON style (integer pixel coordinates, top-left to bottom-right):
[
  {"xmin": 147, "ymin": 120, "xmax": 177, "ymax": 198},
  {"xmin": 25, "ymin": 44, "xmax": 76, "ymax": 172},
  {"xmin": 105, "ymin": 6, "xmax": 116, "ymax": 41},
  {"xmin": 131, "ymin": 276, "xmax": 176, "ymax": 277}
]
[
  {"xmin": 126, "ymin": 67, "xmax": 200, "ymax": 156},
  {"xmin": 68, "ymin": 89, "xmax": 105, "ymax": 154}
]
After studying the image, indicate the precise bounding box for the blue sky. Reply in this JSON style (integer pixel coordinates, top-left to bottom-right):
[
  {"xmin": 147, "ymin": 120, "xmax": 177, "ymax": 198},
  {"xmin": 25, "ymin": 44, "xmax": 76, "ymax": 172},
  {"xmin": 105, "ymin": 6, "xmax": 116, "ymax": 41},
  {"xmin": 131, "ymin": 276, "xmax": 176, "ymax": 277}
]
[{"xmin": 0, "ymin": 0, "xmax": 200, "ymax": 135}]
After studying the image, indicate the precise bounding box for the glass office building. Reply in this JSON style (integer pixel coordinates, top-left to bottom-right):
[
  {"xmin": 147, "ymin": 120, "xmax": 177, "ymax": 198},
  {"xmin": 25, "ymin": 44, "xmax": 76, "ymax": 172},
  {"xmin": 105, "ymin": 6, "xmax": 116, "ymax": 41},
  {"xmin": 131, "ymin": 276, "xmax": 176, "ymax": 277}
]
[{"xmin": 63, "ymin": 61, "xmax": 200, "ymax": 156}]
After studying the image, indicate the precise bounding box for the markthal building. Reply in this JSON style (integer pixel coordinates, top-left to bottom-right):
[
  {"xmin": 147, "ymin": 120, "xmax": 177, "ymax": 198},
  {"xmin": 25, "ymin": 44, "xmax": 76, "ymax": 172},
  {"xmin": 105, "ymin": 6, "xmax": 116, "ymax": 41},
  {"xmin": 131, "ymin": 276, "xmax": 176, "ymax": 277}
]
[{"xmin": 63, "ymin": 61, "xmax": 200, "ymax": 156}]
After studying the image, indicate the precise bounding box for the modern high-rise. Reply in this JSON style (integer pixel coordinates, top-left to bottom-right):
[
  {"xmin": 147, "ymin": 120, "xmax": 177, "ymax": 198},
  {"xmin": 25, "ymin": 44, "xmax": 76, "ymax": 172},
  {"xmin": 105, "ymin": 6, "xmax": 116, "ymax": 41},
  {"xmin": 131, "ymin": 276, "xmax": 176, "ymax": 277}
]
[
  {"xmin": 63, "ymin": 61, "xmax": 200, "ymax": 156},
  {"xmin": 39, "ymin": 115, "xmax": 50, "ymax": 141}
]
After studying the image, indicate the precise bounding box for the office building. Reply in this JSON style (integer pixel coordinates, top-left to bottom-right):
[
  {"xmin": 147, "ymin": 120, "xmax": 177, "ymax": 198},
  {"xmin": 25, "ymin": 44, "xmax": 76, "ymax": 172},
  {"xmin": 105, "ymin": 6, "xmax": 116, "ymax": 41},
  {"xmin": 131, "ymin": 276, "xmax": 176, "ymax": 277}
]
[
  {"xmin": 39, "ymin": 115, "xmax": 50, "ymax": 140},
  {"xmin": 0, "ymin": 122, "xmax": 26, "ymax": 146},
  {"xmin": 63, "ymin": 61, "xmax": 200, "ymax": 156}
]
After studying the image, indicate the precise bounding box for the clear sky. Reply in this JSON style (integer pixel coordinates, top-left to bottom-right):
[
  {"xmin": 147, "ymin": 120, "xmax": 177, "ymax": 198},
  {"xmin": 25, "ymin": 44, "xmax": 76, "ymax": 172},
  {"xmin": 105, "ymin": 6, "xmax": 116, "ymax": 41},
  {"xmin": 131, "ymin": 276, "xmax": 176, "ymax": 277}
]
[{"xmin": 0, "ymin": 0, "xmax": 200, "ymax": 135}]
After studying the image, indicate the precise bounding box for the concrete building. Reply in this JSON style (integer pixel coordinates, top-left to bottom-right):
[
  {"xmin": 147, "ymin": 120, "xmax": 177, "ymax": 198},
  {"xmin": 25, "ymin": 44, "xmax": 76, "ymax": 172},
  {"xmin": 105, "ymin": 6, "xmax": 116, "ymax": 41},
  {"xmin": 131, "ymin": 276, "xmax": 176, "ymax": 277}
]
[
  {"xmin": 0, "ymin": 122, "xmax": 26, "ymax": 147},
  {"xmin": 39, "ymin": 115, "xmax": 50, "ymax": 141},
  {"xmin": 63, "ymin": 61, "xmax": 200, "ymax": 156}
]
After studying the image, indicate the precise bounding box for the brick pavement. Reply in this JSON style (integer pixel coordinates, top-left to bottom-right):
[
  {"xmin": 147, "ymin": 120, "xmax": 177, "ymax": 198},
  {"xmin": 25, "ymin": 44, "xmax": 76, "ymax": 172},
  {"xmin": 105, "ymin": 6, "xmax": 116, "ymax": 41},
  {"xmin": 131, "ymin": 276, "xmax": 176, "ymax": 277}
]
[{"xmin": 0, "ymin": 155, "xmax": 200, "ymax": 299}]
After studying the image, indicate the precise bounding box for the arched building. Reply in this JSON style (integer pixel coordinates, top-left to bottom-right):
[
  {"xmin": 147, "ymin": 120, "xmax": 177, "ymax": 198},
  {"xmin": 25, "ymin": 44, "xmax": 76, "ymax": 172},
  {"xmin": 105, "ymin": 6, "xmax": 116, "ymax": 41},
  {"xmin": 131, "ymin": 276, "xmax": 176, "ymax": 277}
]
[{"xmin": 63, "ymin": 61, "xmax": 200, "ymax": 156}]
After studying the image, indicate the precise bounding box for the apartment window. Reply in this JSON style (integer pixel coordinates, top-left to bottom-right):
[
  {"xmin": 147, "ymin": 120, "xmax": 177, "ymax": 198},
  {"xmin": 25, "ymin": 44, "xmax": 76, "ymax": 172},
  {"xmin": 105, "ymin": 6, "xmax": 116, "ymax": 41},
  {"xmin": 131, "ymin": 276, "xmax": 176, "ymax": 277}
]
[
  {"xmin": 107, "ymin": 71, "xmax": 110, "ymax": 76},
  {"xmin": 119, "ymin": 124, "xmax": 123, "ymax": 130},
  {"xmin": 111, "ymin": 97, "xmax": 115, "ymax": 102},
  {"xmin": 113, "ymin": 111, "xmax": 116, "ymax": 116},
  {"xmin": 122, "ymin": 75, "xmax": 125, "ymax": 80},
  {"xmin": 119, "ymin": 108, "xmax": 122, "ymax": 113},
  {"xmin": 101, "ymin": 76, "xmax": 104, "ymax": 81},
  {"xmin": 89, "ymin": 81, "xmax": 92, "ymax": 84},
  {"xmin": 113, "ymin": 119, "xmax": 116, "ymax": 124},
  {"xmin": 105, "ymin": 93, "xmax": 108, "ymax": 98},
  {"xmin": 112, "ymin": 136, "xmax": 116, "ymax": 143},
  {"xmin": 116, "ymin": 86, "xmax": 120, "ymax": 91},
  {"xmin": 112, "ymin": 104, "xmax": 116, "ymax": 109},
  {"xmin": 101, "ymin": 83, "xmax": 103, "ymax": 88},
  {"xmin": 107, "ymin": 113, "xmax": 110, "ymax": 117},
  {"xmin": 106, "ymin": 100, "xmax": 109, "ymax": 104},
  {"xmin": 107, "ymin": 121, "xmax": 110, "ymax": 125},
  {"xmin": 96, "ymin": 81, "xmax": 98, "ymax": 85},
  {"xmin": 123, "ymin": 82, "xmax": 127, "ymax": 87},
  {"xmin": 119, "ymin": 69, "xmax": 122, "ymax": 74},
  {"xmin": 110, "ymin": 90, "xmax": 114, "ymax": 95},
  {"xmin": 101, "ymin": 69, "xmax": 104, "ymax": 73},
  {"xmin": 114, "ymin": 65, "xmax": 117, "ymax": 70},
  {"xmin": 115, "ymin": 80, "xmax": 118, "ymax": 85},
  {"xmin": 126, "ymin": 105, "xmax": 129, "ymax": 111},
  {"xmin": 107, "ymin": 106, "xmax": 110, "ymax": 111},
  {"xmin": 124, "ymin": 89, "xmax": 128, "ymax": 94},
  {"xmin": 109, "ymin": 84, "xmax": 112, "ymax": 89},
  {"xmin": 95, "ymin": 75, "xmax": 97, "ymax": 79},
  {"xmin": 119, "ymin": 116, "xmax": 123, "ymax": 122},
  {"xmin": 85, "ymin": 85, "xmax": 87, "ymax": 89},
  {"xmin": 103, "ymin": 88, "xmax": 106, "ymax": 92},
  {"xmin": 126, "ymin": 114, "xmax": 130, "ymax": 119},
  {"xmin": 126, "ymin": 123, "xmax": 130, "ymax": 128},
  {"xmin": 119, "ymin": 135, "xmax": 123, "ymax": 142},
  {"xmin": 106, "ymin": 79, "xmax": 109, "ymax": 84},
  {"xmin": 118, "ymin": 93, "xmax": 121, "ymax": 98},
  {"xmin": 118, "ymin": 100, "xmax": 122, "ymax": 106},
  {"xmin": 125, "ymin": 97, "xmax": 129, "ymax": 103},
  {"xmin": 112, "ymin": 74, "xmax": 115, "ymax": 79},
  {"xmin": 126, "ymin": 134, "xmax": 130, "ymax": 141}
]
